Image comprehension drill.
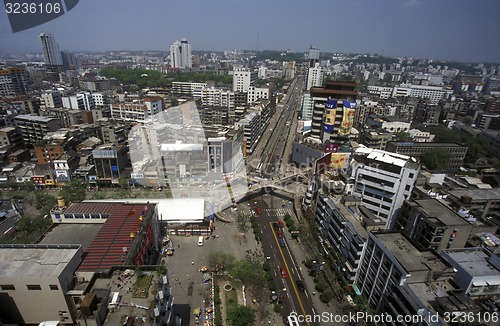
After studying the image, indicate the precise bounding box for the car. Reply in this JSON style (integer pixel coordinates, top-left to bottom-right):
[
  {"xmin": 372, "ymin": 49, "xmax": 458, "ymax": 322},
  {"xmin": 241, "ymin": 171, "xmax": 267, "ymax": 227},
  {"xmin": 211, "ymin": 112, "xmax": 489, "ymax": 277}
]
[
  {"xmin": 280, "ymin": 267, "xmax": 288, "ymax": 278},
  {"xmin": 296, "ymin": 280, "xmax": 305, "ymax": 292},
  {"xmin": 254, "ymin": 207, "xmax": 263, "ymax": 214}
]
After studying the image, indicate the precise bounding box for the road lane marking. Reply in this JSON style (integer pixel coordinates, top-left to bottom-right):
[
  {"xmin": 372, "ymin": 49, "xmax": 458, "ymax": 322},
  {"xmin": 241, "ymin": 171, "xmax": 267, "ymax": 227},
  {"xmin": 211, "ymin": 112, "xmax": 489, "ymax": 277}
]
[{"xmin": 270, "ymin": 222, "xmax": 310, "ymax": 326}]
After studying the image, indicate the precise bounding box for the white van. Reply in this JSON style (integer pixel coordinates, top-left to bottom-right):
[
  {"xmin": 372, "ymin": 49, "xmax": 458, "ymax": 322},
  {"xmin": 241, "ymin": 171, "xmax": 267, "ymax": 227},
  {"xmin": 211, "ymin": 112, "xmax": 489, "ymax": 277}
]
[{"xmin": 198, "ymin": 236, "xmax": 204, "ymax": 246}]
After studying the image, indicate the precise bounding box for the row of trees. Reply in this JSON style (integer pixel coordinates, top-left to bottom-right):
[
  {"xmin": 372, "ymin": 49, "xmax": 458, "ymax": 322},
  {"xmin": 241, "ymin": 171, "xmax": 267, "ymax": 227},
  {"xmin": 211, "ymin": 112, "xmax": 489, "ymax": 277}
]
[{"xmin": 101, "ymin": 68, "xmax": 167, "ymax": 89}]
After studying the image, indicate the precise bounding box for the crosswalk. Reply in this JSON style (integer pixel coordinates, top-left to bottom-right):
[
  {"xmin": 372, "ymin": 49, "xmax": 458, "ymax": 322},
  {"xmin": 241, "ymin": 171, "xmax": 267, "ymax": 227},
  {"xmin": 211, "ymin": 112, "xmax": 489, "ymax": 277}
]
[
  {"xmin": 245, "ymin": 207, "xmax": 294, "ymax": 217},
  {"xmin": 263, "ymin": 208, "xmax": 293, "ymax": 217}
]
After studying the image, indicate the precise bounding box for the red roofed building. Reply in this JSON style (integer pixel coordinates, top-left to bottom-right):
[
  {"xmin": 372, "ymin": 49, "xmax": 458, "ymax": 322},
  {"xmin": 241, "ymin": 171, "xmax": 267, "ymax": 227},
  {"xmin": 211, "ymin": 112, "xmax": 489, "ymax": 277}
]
[{"xmin": 50, "ymin": 201, "xmax": 160, "ymax": 272}]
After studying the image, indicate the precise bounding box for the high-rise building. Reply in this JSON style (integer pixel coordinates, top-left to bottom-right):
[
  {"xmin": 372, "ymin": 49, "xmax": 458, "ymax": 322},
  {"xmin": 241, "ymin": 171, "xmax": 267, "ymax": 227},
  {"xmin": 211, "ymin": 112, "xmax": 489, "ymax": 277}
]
[
  {"xmin": 39, "ymin": 33, "xmax": 63, "ymax": 81},
  {"xmin": 61, "ymin": 50, "xmax": 80, "ymax": 71},
  {"xmin": 306, "ymin": 63, "xmax": 323, "ymax": 91},
  {"xmin": 310, "ymin": 81, "xmax": 358, "ymax": 141},
  {"xmin": 308, "ymin": 45, "xmax": 320, "ymax": 67},
  {"xmin": 170, "ymin": 38, "xmax": 192, "ymax": 69},
  {"xmin": 346, "ymin": 147, "xmax": 420, "ymax": 229},
  {"xmin": 355, "ymin": 232, "xmax": 454, "ymax": 324},
  {"xmin": 39, "ymin": 33, "xmax": 63, "ymax": 65},
  {"xmin": 0, "ymin": 66, "xmax": 31, "ymax": 95}
]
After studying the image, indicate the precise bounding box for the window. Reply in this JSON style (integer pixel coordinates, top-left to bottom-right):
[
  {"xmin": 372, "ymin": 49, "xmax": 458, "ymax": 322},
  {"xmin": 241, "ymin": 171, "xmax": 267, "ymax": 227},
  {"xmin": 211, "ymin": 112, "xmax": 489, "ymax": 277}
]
[
  {"xmin": 49, "ymin": 284, "xmax": 59, "ymax": 290},
  {"xmin": 1, "ymin": 285, "xmax": 15, "ymax": 290},
  {"xmin": 27, "ymin": 285, "xmax": 41, "ymax": 290}
]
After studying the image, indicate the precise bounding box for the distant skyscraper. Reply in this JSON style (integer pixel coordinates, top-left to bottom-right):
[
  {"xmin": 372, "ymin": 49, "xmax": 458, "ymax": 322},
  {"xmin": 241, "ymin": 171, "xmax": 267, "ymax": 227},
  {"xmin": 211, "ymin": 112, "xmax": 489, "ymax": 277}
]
[
  {"xmin": 61, "ymin": 50, "xmax": 80, "ymax": 71},
  {"xmin": 39, "ymin": 33, "xmax": 64, "ymax": 81},
  {"xmin": 308, "ymin": 46, "xmax": 320, "ymax": 67},
  {"xmin": 39, "ymin": 33, "xmax": 63, "ymax": 66},
  {"xmin": 170, "ymin": 38, "xmax": 192, "ymax": 69}
]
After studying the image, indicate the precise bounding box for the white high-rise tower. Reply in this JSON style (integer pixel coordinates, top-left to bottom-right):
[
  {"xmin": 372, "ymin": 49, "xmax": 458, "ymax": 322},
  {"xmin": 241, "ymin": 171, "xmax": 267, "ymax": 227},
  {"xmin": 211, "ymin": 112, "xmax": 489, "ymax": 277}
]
[
  {"xmin": 170, "ymin": 38, "xmax": 192, "ymax": 69},
  {"xmin": 39, "ymin": 33, "xmax": 63, "ymax": 66}
]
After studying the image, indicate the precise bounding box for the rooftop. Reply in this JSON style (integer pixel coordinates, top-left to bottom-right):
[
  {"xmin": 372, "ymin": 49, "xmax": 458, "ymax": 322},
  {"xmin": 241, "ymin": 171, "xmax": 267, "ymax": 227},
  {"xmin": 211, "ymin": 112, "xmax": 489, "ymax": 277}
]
[
  {"xmin": 56, "ymin": 202, "xmax": 155, "ymax": 272},
  {"xmin": 15, "ymin": 114, "xmax": 59, "ymax": 122},
  {"xmin": 443, "ymin": 248, "xmax": 500, "ymax": 279},
  {"xmin": 0, "ymin": 244, "xmax": 81, "ymax": 278},
  {"xmin": 85, "ymin": 198, "xmax": 206, "ymax": 224},
  {"xmin": 355, "ymin": 147, "xmax": 413, "ymax": 167},
  {"xmin": 413, "ymin": 199, "xmax": 470, "ymax": 226},
  {"xmin": 448, "ymin": 188, "xmax": 500, "ymax": 201},
  {"xmin": 375, "ymin": 232, "xmax": 445, "ymax": 274}
]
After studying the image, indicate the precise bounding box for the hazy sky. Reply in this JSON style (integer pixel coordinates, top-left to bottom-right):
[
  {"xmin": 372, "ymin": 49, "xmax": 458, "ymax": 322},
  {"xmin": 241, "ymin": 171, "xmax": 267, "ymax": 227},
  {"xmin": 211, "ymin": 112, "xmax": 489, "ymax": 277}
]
[{"xmin": 1, "ymin": 0, "xmax": 500, "ymax": 62}]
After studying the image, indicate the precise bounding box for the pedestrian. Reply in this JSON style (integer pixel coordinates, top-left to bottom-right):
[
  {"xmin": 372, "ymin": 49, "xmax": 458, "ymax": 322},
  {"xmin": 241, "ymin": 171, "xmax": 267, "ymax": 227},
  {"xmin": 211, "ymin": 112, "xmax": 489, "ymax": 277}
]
[
  {"xmin": 192, "ymin": 261, "xmax": 194, "ymax": 265},
  {"xmin": 178, "ymin": 244, "xmax": 180, "ymax": 248}
]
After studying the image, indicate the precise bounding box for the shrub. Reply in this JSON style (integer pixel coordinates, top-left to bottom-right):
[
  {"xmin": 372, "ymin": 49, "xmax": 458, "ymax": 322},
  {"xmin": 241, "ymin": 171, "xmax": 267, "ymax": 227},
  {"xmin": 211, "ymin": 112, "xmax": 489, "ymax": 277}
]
[
  {"xmin": 315, "ymin": 281, "xmax": 328, "ymax": 293},
  {"xmin": 320, "ymin": 291, "xmax": 333, "ymax": 303},
  {"xmin": 268, "ymin": 280, "xmax": 277, "ymax": 291}
]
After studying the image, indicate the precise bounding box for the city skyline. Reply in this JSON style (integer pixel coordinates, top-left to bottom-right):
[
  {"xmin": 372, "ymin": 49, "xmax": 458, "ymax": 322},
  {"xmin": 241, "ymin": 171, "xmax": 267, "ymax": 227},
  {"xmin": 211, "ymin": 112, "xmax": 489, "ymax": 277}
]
[{"xmin": 1, "ymin": 0, "xmax": 500, "ymax": 63}]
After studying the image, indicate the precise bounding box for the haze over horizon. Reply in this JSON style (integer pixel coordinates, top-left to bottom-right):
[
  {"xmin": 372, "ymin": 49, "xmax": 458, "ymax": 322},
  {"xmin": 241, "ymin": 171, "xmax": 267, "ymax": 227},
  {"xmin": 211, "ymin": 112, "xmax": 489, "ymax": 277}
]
[{"xmin": 1, "ymin": 0, "xmax": 500, "ymax": 63}]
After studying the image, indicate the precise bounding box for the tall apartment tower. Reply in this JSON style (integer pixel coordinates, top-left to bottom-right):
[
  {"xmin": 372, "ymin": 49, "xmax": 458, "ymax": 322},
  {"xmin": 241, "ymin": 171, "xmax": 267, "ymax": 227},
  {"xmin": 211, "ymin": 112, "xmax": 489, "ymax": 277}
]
[
  {"xmin": 39, "ymin": 33, "xmax": 63, "ymax": 65},
  {"xmin": 170, "ymin": 38, "xmax": 192, "ymax": 69},
  {"xmin": 39, "ymin": 33, "xmax": 63, "ymax": 81}
]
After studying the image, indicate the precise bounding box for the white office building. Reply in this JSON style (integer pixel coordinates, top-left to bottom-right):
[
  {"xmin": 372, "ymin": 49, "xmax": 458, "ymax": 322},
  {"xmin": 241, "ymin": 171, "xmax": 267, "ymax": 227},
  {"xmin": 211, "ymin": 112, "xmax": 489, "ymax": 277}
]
[
  {"xmin": 172, "ymin": 81, "xmax": 207, "ymax": 98},
  {"xmin": 170, "ymin": 38, "xmax": 192, "ymax": 69},
  {"xmin": 306, "ymin": 63, "xmax": 323, "ymax": 91},
  {"xmin": 110, "ymin": 97, "xmax": 163, "ymax": 123},
  {"xmin": 232, "ymin": 68, "xmax": 257, "ymax": 92},
  {"xmin": 201, "ymin": 87, "xmax": 235, "ymax": 108},
  {"xmin": 247, "ymin": 86, "xmax": 269, "ymax": 104},
  {"xmin": 393, "ymin": 83, "xmax": 452, "ymax": 103},
  {"xmin": 346, "ymin": 147, "xmax": 420, "ymax": 229},
  {"xmin": 62, "ymin": 92, "xmax": 96, "ymax": 111}
]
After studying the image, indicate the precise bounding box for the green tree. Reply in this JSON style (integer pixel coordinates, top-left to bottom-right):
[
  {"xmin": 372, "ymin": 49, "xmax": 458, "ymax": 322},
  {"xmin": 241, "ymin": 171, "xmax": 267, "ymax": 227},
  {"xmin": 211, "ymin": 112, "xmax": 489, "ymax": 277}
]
[
  {"xmin": 207, "ymin": 251, "xmax": 236, "ymax": 272},
  {"xmin": 227, "ymin": 305, "xmax": 255, "ymax": 326},
  {"xmin": 59, "ymin": 180, "xmax": 86, "ymax": 203},
  {"xmin": 393, "ymin": 131, "xmax": 412, "ymax": 142},
  {"xmin": 236, "ymin": 212, "xmax": 251, "ymax": 236},
  {"xmin": 420, "ymin": 148, "xmax": 452, "ymax": 171},
  {"xmin": 34, "ymin": 192, "xmax": 57, "ymax": 211}
]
